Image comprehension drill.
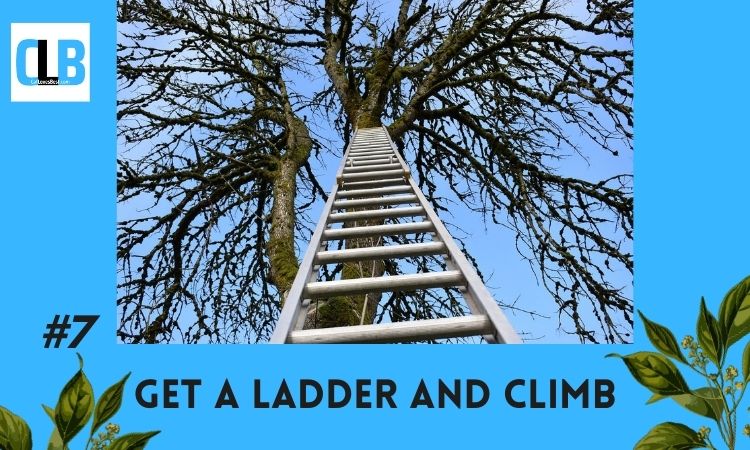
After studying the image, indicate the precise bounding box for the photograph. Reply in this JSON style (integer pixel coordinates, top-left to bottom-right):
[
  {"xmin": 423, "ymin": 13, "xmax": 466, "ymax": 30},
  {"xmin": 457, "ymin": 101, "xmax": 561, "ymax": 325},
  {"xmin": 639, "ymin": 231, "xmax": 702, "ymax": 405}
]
[{"xmin": 116, "ymin": 0, "xmax": 633, "ymax": 344}]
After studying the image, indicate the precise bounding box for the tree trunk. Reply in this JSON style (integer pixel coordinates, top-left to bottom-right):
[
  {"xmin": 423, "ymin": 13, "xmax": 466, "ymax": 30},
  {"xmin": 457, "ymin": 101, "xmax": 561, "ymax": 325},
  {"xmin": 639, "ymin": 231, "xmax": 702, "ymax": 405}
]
[
  {"xmin": 307, "ymin": 124, "xmax": 388, "ymax": 329},
  {"xmin": 355, "ymin": 111, "xmax": 382, "ymax": 129},
  {"xmin": 301, "ymin": 26, "xmax": 392, "ymax": 326},
  {"xmin": 268, "ymin": 157, "xmax": 301, "ymax": 295},
  {"xmin": 310, "ymin": 217, "xmax": 385, "ymax": 328},
  {"xmin": 268, "ymin": 116, "xmax": 312, "ymax": 298}
]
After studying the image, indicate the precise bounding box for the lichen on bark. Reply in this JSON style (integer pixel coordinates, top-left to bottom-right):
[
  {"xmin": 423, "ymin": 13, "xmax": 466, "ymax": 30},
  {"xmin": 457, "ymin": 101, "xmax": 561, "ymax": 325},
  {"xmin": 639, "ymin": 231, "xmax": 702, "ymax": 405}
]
[
  {"xmin": 356, "ymin": 113, "xmax": 382, "ymax": 129},
  {"xmin": 267, "ymin": 116, "xmax": 313, "ymax": 297},
  {"xmin": 306, "ymin": 214, "xmax": 384, "ymax": 328}
]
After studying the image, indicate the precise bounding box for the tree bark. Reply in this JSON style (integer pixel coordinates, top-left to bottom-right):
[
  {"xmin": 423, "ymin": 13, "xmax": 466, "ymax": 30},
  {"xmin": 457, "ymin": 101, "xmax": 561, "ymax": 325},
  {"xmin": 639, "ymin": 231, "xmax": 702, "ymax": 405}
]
[
  {"xmin": 310, "ymin": 216, "xmax": 384, "ymax": 328},
  {"xmin": 268, "ymin": 116, "xmax": 313, "ymax": 297}
]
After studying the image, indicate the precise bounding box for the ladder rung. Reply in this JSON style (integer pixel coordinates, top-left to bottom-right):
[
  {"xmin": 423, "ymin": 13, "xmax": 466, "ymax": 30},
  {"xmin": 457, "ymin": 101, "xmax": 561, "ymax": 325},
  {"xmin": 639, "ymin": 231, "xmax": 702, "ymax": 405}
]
[
  {"xmin": 342, "ymin": 169, "xmax": 405, "ymax": 181},
  {"xmin": 289, "ymin": 315, "xmax": 491, "ymax": 344},
  {"xmin": 349, "ymin": 147, "xmax": 393, "ymax": 155},
  {"xmin": 334, "ymin": 194, "xmax": 417, "ymax": 208},
  {"xmin": 337, "ymin": 185, "xmax": 412, "ymax": 198},
  {"xmin": 352, "ymin": 148, "xmax": 388, "ymax": 151},
  {"xmin": 305, "ymin": 270, "xmax": 464, "ymax": 298},
  {"xmin": 343, "ymin": 163, "xmax": 402, "ymax": 173},
  {"xmin": 352, "ymin": 140, "xmax": 390, "ymax": 145},
  {"xmin": 341, "ymin": 179, "xmax": 406, "ymax": 189},
  {"xmin": 316, "ymin": 242, "xmax": 446, "ymax": 264},
  {"xmin": 329, "ymin": 206, "xmax": 424, "ymax": 222},
  {"xmin": 323, "ymin": 221, "xmax": 434, "ymax": 240},
  {"xmin": 350, "ymin": 146, "xmax": 391, "ymax": 152},
  {"xmin": 350, "ymin": 151, "xmax": 390, "ymax": 156},
  {"xmin": 348, "ymin": 153, "xmax": 393, "ymax": 159},
  {"xmin": 348, "ymin": 154, "xmax": 395, "ymax": 162},
  {"xmin": 347, "ymin": 158, "xmax": 393, "ymax": 166}
]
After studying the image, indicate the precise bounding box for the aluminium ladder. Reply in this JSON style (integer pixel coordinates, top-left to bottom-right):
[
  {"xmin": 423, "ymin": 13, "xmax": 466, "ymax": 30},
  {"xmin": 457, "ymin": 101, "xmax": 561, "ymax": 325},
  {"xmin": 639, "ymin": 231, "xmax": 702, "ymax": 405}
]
[{"xmin": 270, "ymin": 126, "xmax": 521, "ymax": 344}]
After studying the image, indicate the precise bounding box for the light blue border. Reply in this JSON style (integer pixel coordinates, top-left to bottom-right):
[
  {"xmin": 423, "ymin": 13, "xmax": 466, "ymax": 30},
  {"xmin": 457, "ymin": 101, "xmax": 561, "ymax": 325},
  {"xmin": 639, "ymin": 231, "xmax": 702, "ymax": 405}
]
[{"xmin": 1, "ymin": 1, "xmax": 749, "ymax": 448}]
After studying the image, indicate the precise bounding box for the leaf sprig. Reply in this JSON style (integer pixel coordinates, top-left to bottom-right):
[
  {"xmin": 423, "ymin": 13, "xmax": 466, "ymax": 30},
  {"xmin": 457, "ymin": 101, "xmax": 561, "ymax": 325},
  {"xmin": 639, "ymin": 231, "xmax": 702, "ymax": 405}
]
[
  {"xmin": 0, "ymin": 355, "xmax": 160, "ymax": 450},
  {"xmin": 609, "ymin": 275, "xmax": 750, "ymax": 449}
]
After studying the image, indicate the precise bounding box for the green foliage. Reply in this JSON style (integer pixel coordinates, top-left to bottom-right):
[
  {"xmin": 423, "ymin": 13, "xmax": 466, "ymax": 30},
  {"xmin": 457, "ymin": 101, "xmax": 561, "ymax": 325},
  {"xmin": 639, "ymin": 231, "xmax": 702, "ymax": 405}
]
[
  {"xmin": 611, "ymin": 275, "xmax": 750, "ymax": 449},
  {"xmin": 635, "ymin": 422, "xmax": 706, "ymax": 449},
  {"xmin": 742, "ymin": 342, "xmax": 750, "ymax": 382},
  {"xmin": 672, "ymin": 388, "xmax": 724, "ymax": 422},
  {"xmin": 91, "ymin": 373, "xmax": 131, "ymax": 436},
  {"xmin": 108, "ymin": 432, "xmax": 160, "ymax": 450},
  {"xmin": 0, "ymin": 405, "xmax": 32, "ymax": 450},
  {"xmin": 0, "ymin": 355, "xmax": 159, "ymax": 450},
  {"xmin": 55, "ymin": 362, "xmax": 94, "ymax": 444},
  {"xmin": 697, "ymin": 298, "xmax": 724, "ymax": 367},
  {"xmin": 42, "ymin": 404, "xmax": 68, "ymax": 450},
  {"xmin": 607, "ymin": 352, "xmax": 689, "ymax": 395},
  {"xmin": 639, "ymin": 311, "xmax": 688, "ymax": 364},
  {"xmin": 90, "ymin": 424, "xmax": 122, "ymax": 450},
  {"xmin": 718, "ymin": 276, "xmax": 750, "ymax": 348}
]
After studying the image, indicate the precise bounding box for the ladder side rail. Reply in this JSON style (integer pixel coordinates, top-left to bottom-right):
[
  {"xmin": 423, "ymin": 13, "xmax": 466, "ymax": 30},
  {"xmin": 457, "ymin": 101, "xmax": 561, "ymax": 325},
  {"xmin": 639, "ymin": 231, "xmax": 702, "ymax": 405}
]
[
  {"xmin": 380, "ymin": 125, "xmax": 522, "ymax": 344},
  {"xmin": 293, "ymin": 299, "xmax": 310, "ymax": 331},
  {"xmin": 270, "ymin": 129, "xmax": 361, "ymax": 343},
  {"xmin": 443, "ymin": 259, "xmax": 498, "ymax": 344},
  {"xmin": 292, "ymin": 263, "xmax": 324, "ymax": 331}
]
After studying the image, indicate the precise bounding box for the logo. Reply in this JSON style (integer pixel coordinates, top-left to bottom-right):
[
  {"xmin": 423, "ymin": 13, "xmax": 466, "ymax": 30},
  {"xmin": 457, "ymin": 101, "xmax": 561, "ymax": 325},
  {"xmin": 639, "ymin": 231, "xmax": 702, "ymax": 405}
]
[{"xmin": 10, "ymin": 23, "xmax": 90, "ymax": 102}]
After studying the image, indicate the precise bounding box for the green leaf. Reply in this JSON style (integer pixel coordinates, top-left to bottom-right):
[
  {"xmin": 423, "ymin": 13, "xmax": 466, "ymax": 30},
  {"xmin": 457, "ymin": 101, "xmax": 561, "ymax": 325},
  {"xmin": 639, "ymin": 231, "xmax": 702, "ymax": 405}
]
[
  {"xmin": 639, "ymin": 310, "xmax": 688, "ymax": 364},
  {"xmin": 0, "ymin": 406, "xmax": 32, "ymax": 450},
  {"xmin": 635, "ymin": 422, "xmax": 706, "ymax": 449},
  {"xmin": 607, "ymin": 352, "xmax": 690, "ymax": 395},
  {"xmin": 644, "ymin": 387, "xmax": 722, "ymax": 421},
  {"xmin": 54, "ymin": 367, "xmax": 94, "ymax": 445},
  {"xmin": 646, "ymin": 393, "xmax": 666, "ymax": 404},
  {"xmin": 696, "ymin": 297, "xmax": 723, "ymax": 366},
  {"xmin": 718, "ymin": 275, "xmax": 750, "ymax": 347},
  {"xmin": 42, "ymin": 404, "xmax": 55, "ymax": 421},
  {"xmin": 671, "ymin": 387, "xmax": 723, "ymax": 422},
  {"xmin": 41, "ymin": 405, "xmax": 67, "ymax": 450},
  {"xmin": 108, "ymin": 431, "xmax": 161, "ymax": 450},
  {"xmin": 91, "ymin": 373, "xmax": 131, "ymax": 435},
  {"xmin": 744, "ymin": 340, "xmax": 750, "ymax": 381}
]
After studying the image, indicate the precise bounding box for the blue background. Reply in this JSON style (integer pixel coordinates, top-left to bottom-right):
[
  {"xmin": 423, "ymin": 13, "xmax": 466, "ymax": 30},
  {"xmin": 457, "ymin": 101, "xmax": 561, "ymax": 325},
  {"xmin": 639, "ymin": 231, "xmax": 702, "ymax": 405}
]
[{"xmin": 2, "ymin": 1, "xmax": 749, "ymax": 448}]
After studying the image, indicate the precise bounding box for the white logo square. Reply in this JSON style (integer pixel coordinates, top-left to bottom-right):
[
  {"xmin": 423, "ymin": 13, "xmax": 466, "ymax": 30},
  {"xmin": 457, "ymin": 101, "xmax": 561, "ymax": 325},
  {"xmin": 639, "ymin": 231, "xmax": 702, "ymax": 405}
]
[{"xmin": 10, "ymin": 23, "xmax": 90, "ymax": 102}]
